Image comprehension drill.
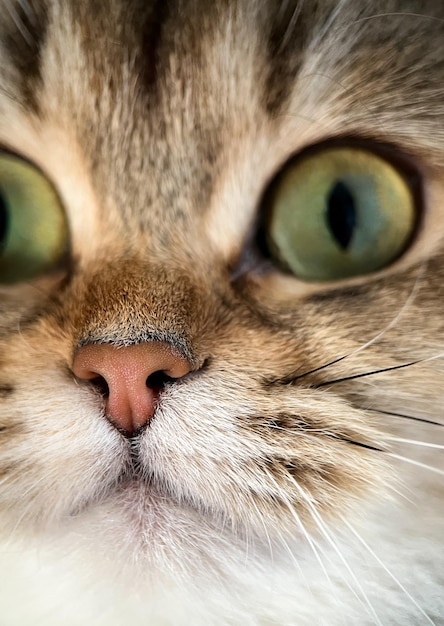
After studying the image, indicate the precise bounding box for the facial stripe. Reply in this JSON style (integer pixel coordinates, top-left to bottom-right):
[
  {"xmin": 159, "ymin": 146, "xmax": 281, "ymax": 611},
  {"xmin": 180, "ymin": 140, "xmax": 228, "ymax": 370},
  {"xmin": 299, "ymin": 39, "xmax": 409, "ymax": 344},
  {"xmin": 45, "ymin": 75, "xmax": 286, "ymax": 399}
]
[
  {"xmin": 0, "ymin": 384, "xmax": 14, "ymax": 398},
  {"xmin": 0, "ymin": 0, "xmax": 48, "ymax": 113}
]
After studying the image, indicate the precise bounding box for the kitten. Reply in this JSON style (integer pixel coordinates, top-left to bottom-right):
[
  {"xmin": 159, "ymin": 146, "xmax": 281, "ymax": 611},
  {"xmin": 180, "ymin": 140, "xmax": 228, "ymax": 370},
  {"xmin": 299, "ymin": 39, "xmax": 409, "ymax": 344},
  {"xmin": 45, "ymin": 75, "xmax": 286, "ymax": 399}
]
[{"xmin": 0, "ymin": 1, "xmax": 443, "ymax": 624}]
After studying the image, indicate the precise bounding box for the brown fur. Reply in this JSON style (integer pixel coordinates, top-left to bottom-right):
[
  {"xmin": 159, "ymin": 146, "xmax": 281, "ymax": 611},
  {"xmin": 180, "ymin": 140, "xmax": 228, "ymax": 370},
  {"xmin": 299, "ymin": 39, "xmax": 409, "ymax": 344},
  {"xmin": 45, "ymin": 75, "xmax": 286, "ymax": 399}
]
[{"xmin": 0, "ymin": 1, "xmax": 443, "ymax": 624}]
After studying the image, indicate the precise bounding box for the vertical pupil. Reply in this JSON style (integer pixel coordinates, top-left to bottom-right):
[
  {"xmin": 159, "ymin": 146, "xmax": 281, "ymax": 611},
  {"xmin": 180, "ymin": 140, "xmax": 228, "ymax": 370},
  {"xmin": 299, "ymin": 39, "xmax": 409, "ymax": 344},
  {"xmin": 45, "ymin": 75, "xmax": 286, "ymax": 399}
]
[
  {"xmin": 0, "ymin": 191, "xmax": 8, "ymax": 250},
  {"xmin": 326, "ymin": 181, "xmax": 356, "ymax": 250}
]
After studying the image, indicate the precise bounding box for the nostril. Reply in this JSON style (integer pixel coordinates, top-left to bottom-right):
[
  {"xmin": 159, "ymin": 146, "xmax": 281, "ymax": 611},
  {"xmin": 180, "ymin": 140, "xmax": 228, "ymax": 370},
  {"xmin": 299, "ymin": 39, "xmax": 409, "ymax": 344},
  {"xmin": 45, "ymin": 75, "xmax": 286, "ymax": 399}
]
[
  {"xmin": 71, "ymin": 341, "xmax": 194, "ymax": 433},
  {"xmin": 146, "ymin": 370, "xmax": 174, "ymax": 392},
  {"xmin": 89, "ymin": 375, "xmax": 110, "ymax": 397}
]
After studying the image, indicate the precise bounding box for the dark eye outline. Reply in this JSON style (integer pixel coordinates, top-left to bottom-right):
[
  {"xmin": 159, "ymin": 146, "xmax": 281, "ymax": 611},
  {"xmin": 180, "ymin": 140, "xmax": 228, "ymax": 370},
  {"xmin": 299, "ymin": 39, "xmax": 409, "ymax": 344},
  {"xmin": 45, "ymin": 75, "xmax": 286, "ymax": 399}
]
[
  {"xmin": 0, "ymin": 147, "xmax": 72, "ymax": 284},
  {"xmin": 246, "ymin": 136, "xmax": 424, "ymax": 281}
]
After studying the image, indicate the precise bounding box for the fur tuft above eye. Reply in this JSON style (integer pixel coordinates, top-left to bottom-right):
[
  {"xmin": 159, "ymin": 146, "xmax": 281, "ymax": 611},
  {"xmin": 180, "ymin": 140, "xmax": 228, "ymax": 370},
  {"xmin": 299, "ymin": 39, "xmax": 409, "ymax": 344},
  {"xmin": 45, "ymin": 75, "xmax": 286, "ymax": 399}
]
[
  {"xmin": 260, "ymin": 143, "xmax": 420, "ymax": 282},
  {"xmin": 0, "ymin": 152, "xmax": 69, "ymax": 284}
]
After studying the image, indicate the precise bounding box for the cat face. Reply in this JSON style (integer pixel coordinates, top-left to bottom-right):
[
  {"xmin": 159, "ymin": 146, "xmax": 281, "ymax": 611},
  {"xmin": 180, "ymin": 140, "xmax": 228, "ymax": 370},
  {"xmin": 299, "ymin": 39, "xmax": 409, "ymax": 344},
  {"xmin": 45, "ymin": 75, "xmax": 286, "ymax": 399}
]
[{"xmin": 0, "ymin": 1, "xmax": 443, "ymax": 623}]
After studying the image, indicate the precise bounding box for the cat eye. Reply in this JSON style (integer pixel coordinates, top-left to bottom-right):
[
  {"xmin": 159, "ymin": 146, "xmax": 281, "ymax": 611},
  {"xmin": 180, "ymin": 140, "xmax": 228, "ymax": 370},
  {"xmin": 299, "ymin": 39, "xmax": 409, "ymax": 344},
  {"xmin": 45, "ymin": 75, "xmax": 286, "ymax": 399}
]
[
  {"xmin": 262, "ymin": 145, "xmax": 418, "ymax": 282},
  {"xmin": 0, "ymin": 153, "xmax": 69, "ymax": 284}
]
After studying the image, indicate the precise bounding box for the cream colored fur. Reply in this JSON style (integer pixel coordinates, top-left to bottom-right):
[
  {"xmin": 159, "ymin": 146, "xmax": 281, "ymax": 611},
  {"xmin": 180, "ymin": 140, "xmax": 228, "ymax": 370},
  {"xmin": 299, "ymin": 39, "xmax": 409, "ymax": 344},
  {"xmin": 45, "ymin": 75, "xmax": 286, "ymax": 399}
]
[{"xmin": 0, "ymin": 1, "xmax": 443, "ymax": 625}]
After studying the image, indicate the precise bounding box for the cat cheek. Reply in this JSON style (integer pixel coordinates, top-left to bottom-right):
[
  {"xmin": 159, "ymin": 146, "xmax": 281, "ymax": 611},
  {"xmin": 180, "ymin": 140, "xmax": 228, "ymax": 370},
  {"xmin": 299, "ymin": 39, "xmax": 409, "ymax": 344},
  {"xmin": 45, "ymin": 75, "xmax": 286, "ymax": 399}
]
[{"xmin": 0, "ymin": 369, "xmax": 125, "ymax": 530}]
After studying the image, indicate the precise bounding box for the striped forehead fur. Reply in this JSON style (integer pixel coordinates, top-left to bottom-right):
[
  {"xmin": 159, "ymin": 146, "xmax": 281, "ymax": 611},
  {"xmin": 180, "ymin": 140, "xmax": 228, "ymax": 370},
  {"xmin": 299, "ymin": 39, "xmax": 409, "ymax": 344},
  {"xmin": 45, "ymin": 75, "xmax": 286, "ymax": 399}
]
[{"xmin": 0, "ymin": 1, "xmax": 444, "ymax": 625}]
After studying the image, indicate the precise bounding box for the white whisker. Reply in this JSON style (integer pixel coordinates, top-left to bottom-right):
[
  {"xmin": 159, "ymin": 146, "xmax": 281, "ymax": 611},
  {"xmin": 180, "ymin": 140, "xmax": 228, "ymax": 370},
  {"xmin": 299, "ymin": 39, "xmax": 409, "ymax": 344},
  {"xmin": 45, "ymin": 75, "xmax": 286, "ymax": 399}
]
[
  {"xmin": 291, "ymin": 480, "xmax": 383, "ymax": 626},
  {"xmin": 342, "ymin": 518, "xmax": 436, "ymax": 626},
  {"xmin": 308, "ymin": 0, "xmax": 349, "ymax": 48},
  {"xmin": 387, "ymin": 453, "xmax": 444, "ymax": 476},
  {"xmin": 350, "ymin": 12, "xmax": 444, "ymax": 27},
  {"xmin": 294, "ymin": 264, "xmax": 427, "ymax": 381},
  {"xmin": 275, "ymin": 529, "xmax": 314, "ymax": 597},
  {"xmin": 386, "ymin": 484, "xmax": 416, "ymax": 507},
  {"xmin": 386, "ymin": 436, "xmax": 444, "ymax": 450},
  {"xmin": 341, "ymin": 263, "xmax": 426, "ymax": 358},
  {"xmin": 249, "ymin": 494, "xmax": 274, "ymax": 564},
  {"xmin": 263, "ymin": 469, "xmax": 332, "ymax": 585}
]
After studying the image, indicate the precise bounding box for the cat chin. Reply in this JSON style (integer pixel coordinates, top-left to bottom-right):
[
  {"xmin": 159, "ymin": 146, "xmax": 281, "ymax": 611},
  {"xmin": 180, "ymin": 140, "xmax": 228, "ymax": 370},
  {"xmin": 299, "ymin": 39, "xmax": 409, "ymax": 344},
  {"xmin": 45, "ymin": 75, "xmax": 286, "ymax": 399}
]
[
  {"xmin": 59, "ymin": 480, "xmax": 239, "ymax": 580},
  {"xmin": 2, "ymin": 469, "xmax": 443, "ymax": 625},
  {"xmin": 0, "ymin": 515, "xmax": 350, "ymax": 626},
  {"xmin": 4, "ymin": 492, "xmax": 442, "ymax": 626},
  {"xmin": 46, "ymin": 478, "xmax": 314, "ymax": 594}
]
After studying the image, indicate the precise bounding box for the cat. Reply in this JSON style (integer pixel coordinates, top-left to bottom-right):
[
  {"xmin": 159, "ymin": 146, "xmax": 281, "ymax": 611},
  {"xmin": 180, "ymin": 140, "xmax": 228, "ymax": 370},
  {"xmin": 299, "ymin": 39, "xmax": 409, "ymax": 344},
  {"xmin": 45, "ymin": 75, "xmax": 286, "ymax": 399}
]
[{"xmin": 0, "ymin": 0, "xmax": 443, "ymax": 624}]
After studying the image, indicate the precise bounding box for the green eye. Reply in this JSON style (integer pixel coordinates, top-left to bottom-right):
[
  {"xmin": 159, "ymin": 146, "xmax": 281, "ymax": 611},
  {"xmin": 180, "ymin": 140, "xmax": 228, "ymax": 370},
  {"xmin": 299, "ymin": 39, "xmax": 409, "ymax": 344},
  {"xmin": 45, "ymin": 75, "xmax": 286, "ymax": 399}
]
[
  {"xmin": 264, "ymin": 146, "xmax": 417, "ymax": 282},
  {"xmin": 0, "ymin": 153, "xmax": 69, "ymax": 284}
]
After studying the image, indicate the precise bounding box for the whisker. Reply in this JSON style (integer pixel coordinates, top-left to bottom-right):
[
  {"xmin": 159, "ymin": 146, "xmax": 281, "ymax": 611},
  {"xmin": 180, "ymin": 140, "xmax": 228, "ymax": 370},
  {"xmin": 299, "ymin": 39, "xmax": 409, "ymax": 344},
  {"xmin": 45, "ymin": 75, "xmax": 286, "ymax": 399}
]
[
  {"xmin": 5, "ymin": 475, "xmax": 51, "ymax": 543},
  {"xmin": 387, "ymin": 453, "xmax": 444, "ymax": 476},
  {"xmin": 266, "ymin": 424, "xmax": 384, "ymax": 453},
  {"xmin": 349, "ymin": 12, "xmax": 444, "ymax": 28},
  {"xmin": 291, "ymin": 480, "xmax": 383, "ymax": 625},
  {"xmin": 266, "ymin": 470, "xmax": 377, "ymax": 621},
  {"xmin": 263, "ymin": 468, "xmax": 332, "ymax": 585},
  {"xmin": 309, "ymin": 535, "xmax": 352, "ymax": 619},
  {"xmin": 385, "ymin": 436, "xmax": 444, "ymax": 450},
  {"xmin": 308, "ymin": 0, "xmax": 349, "ymax": 47},
  {"xmin": 340, "ymin": 439, "xmax": 384, "ymax": 453},
  {"xmin": 320, "ymin": 345, "xmax": 444, "ymax": 388},
  {"xmin": 274, "ymin": 529, "xmax": 332, "ymax": 616},
  {"xmin": 363, "ymin": 408, "xmax": 444, "ymax": 428},
  {"xmin": 266, "ymin": 265, "xmax": 426, "ymax": 386},
  {"xmin": 342, "ymin": 518, "xmax": 436, "ymax": 626},
  {"xmin": 276, "ymin": 529, "xmax": 299, "ymax": 570},
  {"xmin": 275, "ymin": 529, "xmax": 314, "ymax": 595},
  {"xmin": 318, "ymin": 359, "xmax": 423, "ymax": 387},
  {"xmin": 387, "ymin": 484, "xmax": 416, "ymax": 507},
  {"xmin": 249, "ymin": 494, "xmax": 274, "ymax": 564}
]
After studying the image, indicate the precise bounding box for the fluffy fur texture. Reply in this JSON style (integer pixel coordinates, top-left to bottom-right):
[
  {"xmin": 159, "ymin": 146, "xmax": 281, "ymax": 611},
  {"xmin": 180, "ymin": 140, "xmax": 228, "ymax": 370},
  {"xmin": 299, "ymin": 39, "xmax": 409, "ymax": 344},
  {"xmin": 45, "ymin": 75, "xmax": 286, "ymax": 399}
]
[{"xmin": 0, "ymin": 1, "xmax": 443, "ymax": 624}]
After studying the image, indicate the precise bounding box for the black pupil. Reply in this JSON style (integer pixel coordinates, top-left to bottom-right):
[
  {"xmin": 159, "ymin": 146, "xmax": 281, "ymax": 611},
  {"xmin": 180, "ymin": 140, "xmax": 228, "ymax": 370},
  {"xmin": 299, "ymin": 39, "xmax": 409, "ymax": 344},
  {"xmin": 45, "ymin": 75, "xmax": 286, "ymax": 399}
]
[
  {"xmin": 0, "ymin": 190, "xmax": 8, "ymax": 251},
  {"xmin": 326, "ymin": 180, "xmax": 356, "ymax": 250}
]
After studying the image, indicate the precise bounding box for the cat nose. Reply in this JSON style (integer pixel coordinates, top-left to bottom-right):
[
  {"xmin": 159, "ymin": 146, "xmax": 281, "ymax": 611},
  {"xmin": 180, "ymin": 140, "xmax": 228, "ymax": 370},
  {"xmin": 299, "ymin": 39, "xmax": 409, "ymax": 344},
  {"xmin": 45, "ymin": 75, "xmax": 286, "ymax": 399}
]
[{"xmin": 71, "ymin": 342, "xmax": 192, "ymax": 434}]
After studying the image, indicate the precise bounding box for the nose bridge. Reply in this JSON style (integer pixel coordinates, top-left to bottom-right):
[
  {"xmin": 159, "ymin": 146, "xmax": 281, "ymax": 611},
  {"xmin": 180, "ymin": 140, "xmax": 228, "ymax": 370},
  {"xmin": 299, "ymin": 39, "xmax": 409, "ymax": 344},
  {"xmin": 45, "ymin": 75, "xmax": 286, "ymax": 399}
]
[
  {"xmin": 67, "ymin": 260, "xmax": 212, "ymax": 432},
  {"xmin": 73, "ymin": 260, "xmax": 204, "ymax": 356},
  {"xmin": 72, "ymin": 341, "xmax": 193, "ymax": 434}
]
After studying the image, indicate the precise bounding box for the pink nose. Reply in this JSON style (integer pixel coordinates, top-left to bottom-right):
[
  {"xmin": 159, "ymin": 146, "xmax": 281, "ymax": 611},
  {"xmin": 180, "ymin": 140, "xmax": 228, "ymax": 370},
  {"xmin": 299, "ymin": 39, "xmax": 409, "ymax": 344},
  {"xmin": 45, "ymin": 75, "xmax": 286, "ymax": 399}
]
[{"xmin": 71, "ymin": 342, "xmax": 192, "ymax": 433}]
